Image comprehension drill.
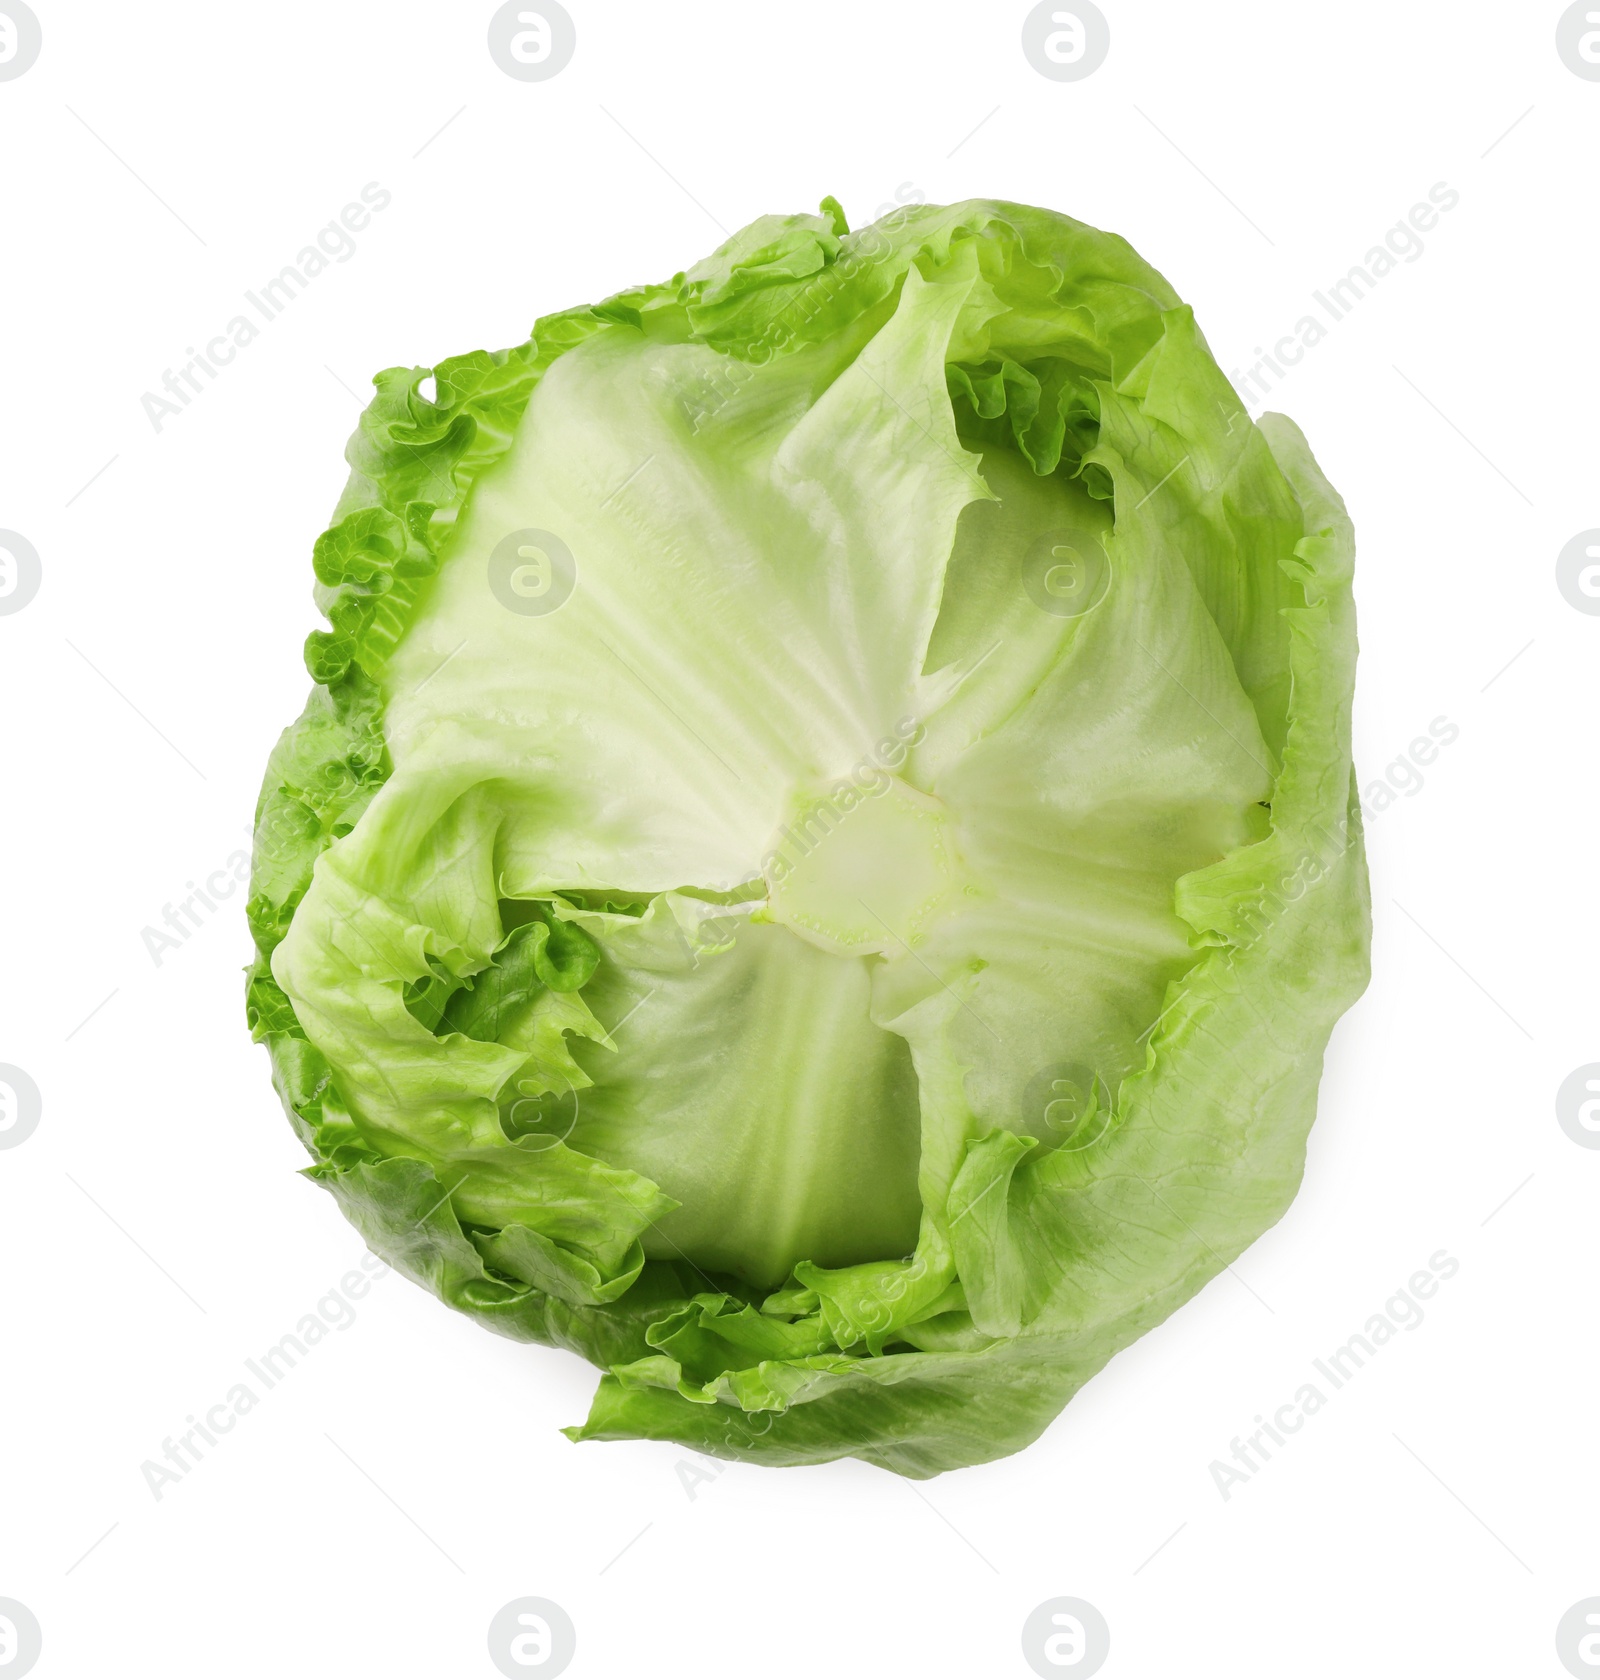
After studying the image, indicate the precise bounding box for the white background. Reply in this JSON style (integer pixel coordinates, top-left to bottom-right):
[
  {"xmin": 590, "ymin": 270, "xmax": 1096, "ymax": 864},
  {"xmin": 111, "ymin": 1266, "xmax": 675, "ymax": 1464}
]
[{"xmin": 2, "ymin": 3, "xmax": 1595, "ymax": 1677}]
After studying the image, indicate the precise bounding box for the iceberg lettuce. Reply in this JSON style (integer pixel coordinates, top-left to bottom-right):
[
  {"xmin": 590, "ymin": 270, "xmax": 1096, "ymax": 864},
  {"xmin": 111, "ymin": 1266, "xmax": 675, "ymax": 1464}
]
[{"xmin": 247, "ymin": 198, "xmax": 1370, "ymax": 1476}]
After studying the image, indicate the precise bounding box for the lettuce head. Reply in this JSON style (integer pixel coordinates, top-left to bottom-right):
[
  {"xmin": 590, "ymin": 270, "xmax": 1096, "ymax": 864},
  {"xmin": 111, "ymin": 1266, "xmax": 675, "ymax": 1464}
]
[{"xmin": 247, "ymin": 197, "xmax": 1370, "ymax": 1477}]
